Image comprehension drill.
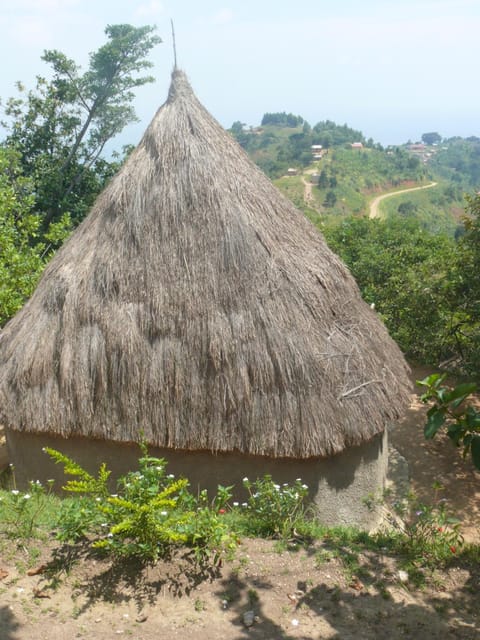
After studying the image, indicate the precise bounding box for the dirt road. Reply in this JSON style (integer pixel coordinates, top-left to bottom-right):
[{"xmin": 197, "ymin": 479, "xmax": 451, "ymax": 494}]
[{"xmin": 369, "ymin": 181, "xmax": 438, "ymax": 218}]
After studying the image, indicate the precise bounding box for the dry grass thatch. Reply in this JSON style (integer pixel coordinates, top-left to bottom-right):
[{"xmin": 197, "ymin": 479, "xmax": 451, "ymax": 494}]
[{"xmin": 0, "ymin": 70, "xmax": 411, "ymax": 458}]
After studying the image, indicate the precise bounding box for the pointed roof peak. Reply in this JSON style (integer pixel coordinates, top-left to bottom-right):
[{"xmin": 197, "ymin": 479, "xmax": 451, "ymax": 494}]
[{"xmin": 167, "ymin": 68, "xmax": 194, "ymax": 103}]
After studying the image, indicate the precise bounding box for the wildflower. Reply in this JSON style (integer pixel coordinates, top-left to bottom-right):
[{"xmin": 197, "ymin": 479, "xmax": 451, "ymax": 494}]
[
  {"xmin": 95, "ymin": 497, "xmax": 102, "ymax": 502},
  {"xmin": 110, "ymin": 494, "xmax": 118, "ymax": 498},
  {"xmin": 242, "ymin": 502, "xmax": 248, "ymax": 508},
  {"xmin": 101, "ymin": 523, "xmax": 109, "ymax": 528},
  {"xmin": 160, "ymin": 511, "xmax": 168, "ymax": 516},
  {"xmin": 243, "ymin": 477, "xmax": 249, "ymax": 482},
  {"xmin": 167, "ymin": 474, "xmax": 175, "ymax": 479},
  {"xmin": 155, "ymin": 466, "xmax": 162, "ymax": 471},
  {"xmin": 415, "ymin": 510, "xmax": 423, "ymax": 516},
  {"xmin": 302, "ymin": 484, "xmax": 308, "ymax": 490},
  {"xmin": 295, "ymin": 478, "xmax": 301, "ymax": 482},
  {"xmin": 23, "ymin": 494, "xmax": 31, "ymax": 500},
  {"xmin": 107, "ymin": 533, "xmax": 113, "ymax": 538},
  {"xmin": 11, "ymin": 490, "xmax": 19, "ymax": 495},
  {"xmin": 233, "ymin": 502, "xmax": 239, "ymax": 507},
  {"xmin": 274, "ymin": 484, "xmax": 280, "ymax": 490},
  {"xmin": 218, "ymin": 509, "xmax": 226, "ymax": 515}
]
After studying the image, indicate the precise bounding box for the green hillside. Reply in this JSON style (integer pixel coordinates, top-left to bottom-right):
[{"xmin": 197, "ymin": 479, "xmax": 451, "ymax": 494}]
[{"xmin": 231, "ymin": 118, "xmax": 477, "ymax": 236}]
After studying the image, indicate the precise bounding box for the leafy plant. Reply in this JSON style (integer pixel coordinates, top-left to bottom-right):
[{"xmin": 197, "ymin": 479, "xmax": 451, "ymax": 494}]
[
  {"xmin": 418, "ymin": 373, "xmax": 480, "ymax": 470},
  {"xmin": 0, "ymin": 479, "xmax": 55, "ymax": 539},
  {"xmin": 240, "ymin": 475, "xmax": 309, "ymax": 539},
  {"xmin": 392, "ymin": 488, "xmax": 464, "ymax": 563},
  {"xmin": 45, "ymin": 445, "xmax": 238, "ymax": 563}
]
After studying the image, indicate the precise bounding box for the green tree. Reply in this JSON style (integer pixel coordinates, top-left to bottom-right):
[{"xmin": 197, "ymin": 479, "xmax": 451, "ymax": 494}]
[
  {"xmin": 421, "ymin": 132, "xmax": 442, "ymax": 145},
  {"xmin": 2, "ymin": 24, "xmax": 161, "ymax": 229},
  {"xmin": 323, "ymin": 215, "xmax": 457, "ymax": 363},
  {"xmin": 0, "ymin": 148, "xmax": 49, "ymax": 326}
]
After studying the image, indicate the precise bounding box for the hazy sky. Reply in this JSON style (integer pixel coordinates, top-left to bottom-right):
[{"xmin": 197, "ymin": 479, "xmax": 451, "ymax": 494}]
[{"xmin": 0, "ymin": 0, "xmax": 479, "ymax": 146}]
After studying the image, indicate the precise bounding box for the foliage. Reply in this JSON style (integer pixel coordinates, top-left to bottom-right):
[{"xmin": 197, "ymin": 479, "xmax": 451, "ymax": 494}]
[
  {"xmin": 323, "ymin": 214, "xmax": 457, "ymax": 364},
  {"xmin": 421, "ymin": 132, "xmax": 442, "ymax": 145},
  {"xmin": 46, "ymin": 445, "xmax": 238, "ymax": 564},
  {"xmin": 0, "ymin": 147, "xmax": 71, "ymax": 327},
  {"xmin": 418, "ymin": 374, "xmax": 480, "ymax": 470},
  {"xmin": 261, "ymin": 112, "xmax": 304, "ymax": 127},
  {"xmin": 239, "ymin": 476, "xmax": 309, "ymax": 539},
  {"xmin": 393, "ymin": 490, "xmax": 464, "ymax": 563},
  {"xmin": 0, "ymin": 478, "xmax": 56, "ymax": 539},
  {"xmin": 450, "ymin": 194, "xmax": 480, "ymax": 375},
  {"xmin": 2, "ymin": 24, "xmax": 161, "ymax": 229},
  {"xmin": 430, "ymin": 138, "xmax": 480, "ymax": 188}
]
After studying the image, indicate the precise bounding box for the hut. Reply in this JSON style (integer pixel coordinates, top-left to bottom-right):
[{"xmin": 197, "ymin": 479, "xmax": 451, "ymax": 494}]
[{"xmin": 0, "ymin": 70, "xmax": 411, "ymax": 528}]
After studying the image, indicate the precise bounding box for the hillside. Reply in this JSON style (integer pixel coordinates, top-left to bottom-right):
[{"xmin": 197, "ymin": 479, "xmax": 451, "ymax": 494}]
[{"xmin": 231, "ymin": 119, "xmax": 478, "ymax": 236}]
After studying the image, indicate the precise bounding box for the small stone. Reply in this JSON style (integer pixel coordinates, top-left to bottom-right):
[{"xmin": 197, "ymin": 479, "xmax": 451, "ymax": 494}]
[
  {"xmin": 243, "ymin": 610, "xmax": 255, "ymax": 627},
  {"xmin": 95, "ymin": 618, "xmax": 102, "ymax": 623},
  {"xmin": 136, "ymin": 612, "xmax": 148, "ymax": 623},
  {"xmin": 398, "ymin": 570, "xmax": 409, "ymax": 583}
]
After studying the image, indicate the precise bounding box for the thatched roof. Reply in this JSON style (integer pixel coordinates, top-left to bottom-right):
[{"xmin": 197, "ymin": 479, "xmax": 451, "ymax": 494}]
[{"xmin": 0, "ymin": 70, "xmax": 411, "ymax": 459}]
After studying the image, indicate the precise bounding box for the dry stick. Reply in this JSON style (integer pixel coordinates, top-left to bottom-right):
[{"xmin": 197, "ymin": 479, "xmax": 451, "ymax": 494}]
[
  {"xmin": 171, "ymin": 19, "xmax": 177, "ymax": 69},
  {"xmin": 340, "ymin": 380, "xmax": 383, "ymax": 399}
]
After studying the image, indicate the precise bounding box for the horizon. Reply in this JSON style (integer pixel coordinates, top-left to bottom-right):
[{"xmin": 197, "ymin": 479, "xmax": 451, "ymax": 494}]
[{"xmin": 0, "ymin": 1, "xmax": 478, "ymax": 149}]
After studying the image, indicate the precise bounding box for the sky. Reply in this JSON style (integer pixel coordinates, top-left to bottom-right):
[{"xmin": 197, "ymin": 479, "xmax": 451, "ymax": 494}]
[{"xmin": 0, "ymin": 0, "xmax": 479, "ymax": 147}]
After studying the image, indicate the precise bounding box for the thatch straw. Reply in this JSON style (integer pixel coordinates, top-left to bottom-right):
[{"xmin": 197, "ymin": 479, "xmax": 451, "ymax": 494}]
[{"xmin": 0, "ymin": 70, "xmax": 411, "ymax": 458}]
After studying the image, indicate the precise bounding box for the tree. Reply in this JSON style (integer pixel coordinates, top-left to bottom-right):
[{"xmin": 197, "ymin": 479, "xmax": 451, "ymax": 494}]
[
  {"xmin": 0, "ymin": 148, "xmax": 47, "ymax": 325},
  {"xmin": 421, "ymin": 132, "xmax": 442, "ymax": 145},
  {"xmin": 2, "ymin": 24, "xmax": 161, "ymax": 229},
  {"xmin": 324, "ymin": 190, "xmax": 337, "ymax": 207}
]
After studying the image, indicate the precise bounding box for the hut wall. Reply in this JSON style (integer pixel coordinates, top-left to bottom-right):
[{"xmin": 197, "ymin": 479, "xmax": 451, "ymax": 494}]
[{"xmin": 5, "ymin": 428, "xmax": 388, "ymax": 530}]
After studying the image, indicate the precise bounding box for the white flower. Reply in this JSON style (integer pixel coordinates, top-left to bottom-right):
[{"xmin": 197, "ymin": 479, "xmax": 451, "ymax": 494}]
[
  {"xmin": 23, "ymin": 494, "xmax": 31, "ymax": 500},
  {"xmin": 233, "ymin": 502, "xmax": 239, "ymax": 507},
  {"xmin": 101, "ymin": 523, "xmax": 109, "ymax": 527},
  {"xmin": 242, "ymin": 502, "xmax": 248, "ymax": 508},
  {"xmin": 95, "ymin": 497, "xmax": 102, "ymax": 502},
  {"xmin": 160, "ymin": 511, "xmax": 168, "ymax": 516},
  {"xmin": 302, "ymin": 484, "xmax": 308, "ymax": 489},
  {"xmin": 11, "ymin": 490, "xmax": 19, "ymax": 495},
  {"xmin": 273, "ymin": 484, "xmax": 280, "ymax": 490},
  {"xmin": 295, "ymin": 478, "xmax": 301, "ymax": 482},
  {"xmin": 167, "ymin": 474, "xmax": 174, "ymax": 479},
  {"xmin": 242, "ymin": 477, "xmax": 249, "ymax": 482},
  {"xmin": 110, "ymin": 494, "xmax": 118, "ymax": 498},
  {"xmin": 107, "ymin": 533, "xmax": 113, "ymax": 538}
]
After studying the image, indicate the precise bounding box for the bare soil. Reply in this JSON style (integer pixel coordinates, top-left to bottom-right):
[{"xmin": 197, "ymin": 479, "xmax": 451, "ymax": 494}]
[{"xmin": 0, "ymin": 367, "xmax": 479, "ymax": 640}]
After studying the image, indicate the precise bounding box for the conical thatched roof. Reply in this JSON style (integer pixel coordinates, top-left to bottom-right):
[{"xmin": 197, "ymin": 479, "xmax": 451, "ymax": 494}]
[{"xmin": 0, "ymin": 70, "xmax": 411, "ymax": 459}]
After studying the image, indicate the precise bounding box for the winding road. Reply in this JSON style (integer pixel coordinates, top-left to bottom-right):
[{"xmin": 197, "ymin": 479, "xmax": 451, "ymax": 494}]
[{"xmin": 369, "ymin": 181, "xmax": 438, "ymax": 218}]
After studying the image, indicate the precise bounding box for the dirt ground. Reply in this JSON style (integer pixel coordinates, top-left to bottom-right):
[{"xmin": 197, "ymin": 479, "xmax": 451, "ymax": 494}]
[{"xmin": 0, "ymin": 367, "xmax": 479, "ymax": 640}]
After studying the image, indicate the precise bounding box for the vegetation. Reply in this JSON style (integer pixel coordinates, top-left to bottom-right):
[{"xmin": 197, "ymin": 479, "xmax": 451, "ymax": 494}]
[
  {"xmin": 1, "ymin": 24, "xmax": 161, "ymax": 230},
  {"xmin": 419, "ymin": 374, "xmax": 480, "ymax": 470},
  {"xmin": 0, "ymin": 448, "xmax": 474, "ymax": 576}
]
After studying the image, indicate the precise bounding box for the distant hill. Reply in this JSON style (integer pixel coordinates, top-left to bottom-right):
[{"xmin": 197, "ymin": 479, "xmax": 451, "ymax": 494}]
[{"xmin": 230, "ymin": 116, "xmax": 479, "ymax": 236}]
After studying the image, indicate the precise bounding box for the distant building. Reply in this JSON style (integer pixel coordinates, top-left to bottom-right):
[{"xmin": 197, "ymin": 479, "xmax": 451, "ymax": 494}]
[
  {"xmin": 311, "ymin": 144, "xmax": 323, "ymax": 159},
  {"xmin": 286, "ymin": 168, "xmax": 298, "ymax": 176},
  {"xmin": 351, "ymin": 142, "xmax": 363, "ymax": 149}
]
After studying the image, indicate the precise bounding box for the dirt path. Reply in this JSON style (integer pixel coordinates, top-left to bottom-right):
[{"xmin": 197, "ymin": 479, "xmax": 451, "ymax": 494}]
[{"xmin": 369, "ymin": 181, "xmax": 438, "ymax": 218}]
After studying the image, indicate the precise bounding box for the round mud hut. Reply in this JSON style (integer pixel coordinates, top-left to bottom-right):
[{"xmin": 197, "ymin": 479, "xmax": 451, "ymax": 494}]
[{"xmin": 0, "ymin": 70, "xmax": 411, "ymax": 528}]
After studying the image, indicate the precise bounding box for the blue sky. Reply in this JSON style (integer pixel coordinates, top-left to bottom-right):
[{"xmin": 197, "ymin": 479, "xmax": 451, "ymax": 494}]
[{"xmin": 0, "ymin": 0, "xmax": 479, "ymax": 146}]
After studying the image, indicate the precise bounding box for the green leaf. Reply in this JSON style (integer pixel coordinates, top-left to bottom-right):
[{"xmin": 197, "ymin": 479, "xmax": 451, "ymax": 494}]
[
  {"xmin": 424, "ymin": 409, "xmax": 446, "ymax": 439},
  {"xmin": 444, "ymin": 382, "xmax": 477, "ymax": 405}
]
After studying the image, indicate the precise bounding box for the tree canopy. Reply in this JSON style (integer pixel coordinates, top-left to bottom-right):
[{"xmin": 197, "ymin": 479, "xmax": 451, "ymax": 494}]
[{"xmin": 1, "ymin": 24, "xmax": 161, "ymax": 229}]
